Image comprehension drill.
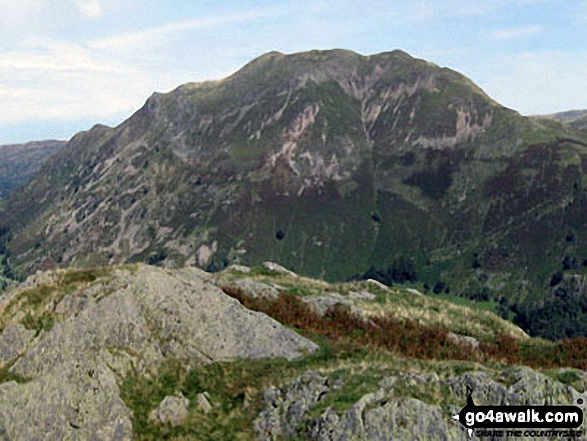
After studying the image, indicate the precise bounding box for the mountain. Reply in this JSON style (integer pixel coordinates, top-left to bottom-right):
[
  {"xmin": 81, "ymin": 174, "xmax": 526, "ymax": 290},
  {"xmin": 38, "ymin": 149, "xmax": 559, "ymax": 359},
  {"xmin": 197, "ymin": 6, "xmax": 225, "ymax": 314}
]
[
  {"xmin": 535, "ymin": 109, "xmax": 587, "ymax": 130},
  {"xmin": 0, "ymin": 262, "xmax": 585, "ymax": 440},
  {"xmin": 0, "ymin": 140, "xmax": 66, "ymax": 199},
  {"xmin": 3, "ymin": 49, "xmax": 587, "ymax": 339}
]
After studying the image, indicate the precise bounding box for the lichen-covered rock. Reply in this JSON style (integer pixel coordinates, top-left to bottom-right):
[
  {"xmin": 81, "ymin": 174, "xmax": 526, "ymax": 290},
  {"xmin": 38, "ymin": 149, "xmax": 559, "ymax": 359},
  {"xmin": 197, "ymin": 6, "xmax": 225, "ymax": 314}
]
[
  {"xmin": 447, "ymin": 371, "xmax": 508, "ymax": 405},
  {"xmin": 503, "ymin": 367, "xmax": 576, "ymax": 405},
  {"xmin": 0, "ymin": 324, "xmax": 35, "ymax": 366},
  {"xmin": 312, "ymin": 396, "xmax": 467, "ymax": 441},
  {"xmin": 447, "ymin": 332, "xmax": 480, "ymax": 350},
  {"xmin": 257, "ymin": 372, "xmax": 467, "ymax": 441},
  {"xmin": 54, "ymin": 293, "xmax": 95, "ymax": 317},
  {"xmin": 228, "ymin": 278, "xmax": 280, "ymax": 300},
  {"xmin": 10, "ymin": 266, "xmax": 318, "ymax": 381},
  {"xmin": 10, "ymin": 288, "xmax": 158, "ymax": 379},
  {"xmin": 262, "ymin": 262, "xmax": 298, "ymax": 277},
  {"xmin": 256, "ymin": 372, "xmax": 331, "ymax": 439},
  {"xmin": 0, "ymin": 357, "xmax": 133, "ymax": 441},
  {"xmin": 346, "ymin": 290, "xmax": 377, "ymax": 301},
  {"xmin": 176, "ymin": 266, "xmax": 214, "ymax": 282},
  {"xmin": 447, "ymin": 367, "xmax": 577, "ymax": 406},
  {"xmin": 302, "ymin": 294, "xmax": 364, "ymax": 318},
  {"xmin": 0, "ymin": 265, "xmax": 318, "ymax": 440},
  {"xmin": 127, "ymin": 266, "xmax": 318, "ymax": 362},
  {"xmin": 150, "ymin": 393, "xmax": 190, "ymax": 426},
  {"xmin": 226, "ymin": 265, "xmax": 251, "ymax": 274}
]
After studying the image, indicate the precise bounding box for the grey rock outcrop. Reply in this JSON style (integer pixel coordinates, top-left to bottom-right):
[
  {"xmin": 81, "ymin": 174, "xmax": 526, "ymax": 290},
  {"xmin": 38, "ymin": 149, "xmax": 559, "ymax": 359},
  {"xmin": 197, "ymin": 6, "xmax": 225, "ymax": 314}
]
[
  {"xmin": 257, "ymin": 366, "xmax": 585, "ymax": 441},
  {"xmin": 311, "ymin": 396, "xmax": 467, "ymax": 441},
  {"xmin": 347, "ymin": 290, "xmax": 377, "ymax": 301},
  {"xmin": 447, "ymin": 332, "xmax": 480, "ymax": 350},
  {"xmin": 257, "ymin": 372, "xmax": 467, "ymax": 441},
  {"xmin": 228, "ymin": 278, "xmax": 280, "ymax": 300},
  {"xmin": 0, "ymin": 265, "xmax": 319, "ymax": 440},
  {"xmin": 262, "ymin": 262, "xmax": 298, "ymax": 277},
  {"xmin": 302, "ymin": 294, "xmax": 364, "ymax": 318},
  {"xmin": 0, "ymin": 357, "xmax": 133, "ymax": 441},
  {"xmin": 150, "ymin": 393, "xmax": 190, "ymax": 426},
  {"xmin": 447, "ymin": 367, "xmax": 576, "ymax": 406},
  {"xmin": 226, "ymin": 265, "xmax": 251, "ymax": 274},
  {"xmin": 0, "ymin": 324, "xmax": 35, "ymax": 366},
  {"xmin": 256, "ymin": 372, "xmax": 331, "ymax": 440}
]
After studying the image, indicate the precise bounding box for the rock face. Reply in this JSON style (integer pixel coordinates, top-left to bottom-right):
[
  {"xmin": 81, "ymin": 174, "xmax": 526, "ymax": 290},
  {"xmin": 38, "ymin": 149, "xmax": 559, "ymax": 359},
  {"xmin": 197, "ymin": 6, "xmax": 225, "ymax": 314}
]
[
  {"xmin": 256, "ymin": 372, "xmax": 332, "ymax": 439},
  {"xmin": 310, "ymin": 396, "xmax": 466, "ymax": 441},
  {"xmin": 228, "ymin": 277, "xmax": 280, "ymax": 300},
  {"xmin": 0, "ymin": 265, "xmax": 318, "ymax": 440},
  {"xmin": 256, "ymin": 367, "xmax": 585, "ymax": 441},
  {"xmin": 448, "ymin": 367, "xmax": 578, "ymax": 406}
]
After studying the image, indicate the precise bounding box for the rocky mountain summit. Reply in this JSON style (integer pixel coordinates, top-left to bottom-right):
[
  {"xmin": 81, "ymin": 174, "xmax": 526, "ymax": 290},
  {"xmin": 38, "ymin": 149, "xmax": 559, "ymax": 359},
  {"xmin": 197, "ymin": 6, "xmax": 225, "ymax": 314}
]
[{"xmin": 0, "ymin": 263, "xmax": 585, "ymax": 440}]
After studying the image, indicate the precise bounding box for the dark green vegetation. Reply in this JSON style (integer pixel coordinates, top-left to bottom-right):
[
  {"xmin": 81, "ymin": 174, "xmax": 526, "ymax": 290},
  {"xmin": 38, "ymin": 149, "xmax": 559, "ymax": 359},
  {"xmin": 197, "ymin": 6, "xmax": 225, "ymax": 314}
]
[{"xmin": 2, "ymin": 50, "xmax": 587, "ymax": 339}]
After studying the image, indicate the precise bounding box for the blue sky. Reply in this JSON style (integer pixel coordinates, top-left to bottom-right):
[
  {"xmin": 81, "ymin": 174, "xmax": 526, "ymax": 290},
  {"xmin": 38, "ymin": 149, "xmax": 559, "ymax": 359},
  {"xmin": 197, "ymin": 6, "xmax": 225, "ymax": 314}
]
[{"xmin": 1, "ymin": 0, "xmax": 586, "ymax": 144}]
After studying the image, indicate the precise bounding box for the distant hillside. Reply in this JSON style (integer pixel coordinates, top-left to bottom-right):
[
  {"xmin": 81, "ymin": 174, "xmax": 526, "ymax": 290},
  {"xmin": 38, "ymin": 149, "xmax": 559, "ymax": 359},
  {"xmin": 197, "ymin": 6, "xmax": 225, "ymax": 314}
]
[
  {"xmin": 535, "ymin": 109, "xmax": 587, "ymax": 129},
  {"xmin": 3, "ymin": 49, "xmax": 587, "ymax": 339},
  {"xmin": 0, "ymin": 140, "xmax": 66, "ymax": 198}
]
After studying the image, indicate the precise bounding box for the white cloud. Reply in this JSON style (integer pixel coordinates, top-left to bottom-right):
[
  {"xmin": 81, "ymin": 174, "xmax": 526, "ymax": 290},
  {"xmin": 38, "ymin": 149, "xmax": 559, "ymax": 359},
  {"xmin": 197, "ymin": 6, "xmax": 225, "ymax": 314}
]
[
  {"xmin": 0, "ymin": 39, "xmax": 151, "ymax": 124},
  {"xmin": 0, "ymin": 0, "xmax": 48, "ymax": 26},
  {"xmin": 72, "ymin": 0, "xmax": 102, "ymax": 18},
  {"xmin": 481, "ymin": 51, "xmax": 587, "ymax": 114},
  {"xmin": 91, "ymin": 7, "xmax": 287, "ymax": 49},
  {"xmin": 0, "ymin": 5, "xmax": 293, "ymax": 129},
  {"xmin": 492, "ymin": 25, "xmax": 546, "ymax": 39}
]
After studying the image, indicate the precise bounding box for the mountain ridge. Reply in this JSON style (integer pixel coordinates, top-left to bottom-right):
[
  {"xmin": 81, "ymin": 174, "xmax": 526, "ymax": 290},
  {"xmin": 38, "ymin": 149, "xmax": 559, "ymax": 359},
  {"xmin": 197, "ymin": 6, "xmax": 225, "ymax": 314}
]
[
  {"xmin": 535, "ymin": 109, "xmax": 587, "ymax": 130},
  {"xmin": 2, "ymin": 49, "xmax": 587, "ymax": 339}
]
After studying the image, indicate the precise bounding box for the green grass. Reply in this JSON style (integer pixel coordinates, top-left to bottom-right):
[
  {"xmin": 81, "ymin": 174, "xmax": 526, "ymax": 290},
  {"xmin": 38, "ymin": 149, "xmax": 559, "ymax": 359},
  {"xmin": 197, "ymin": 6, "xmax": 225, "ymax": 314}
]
[
  {"xmin": 119, "ymin": 341, "xmax": 371, "ymax": 440},
  {"xmin": 0, "ymin": 360, "xmax": 29, "ymax": 385},
  {"xmin": 432, "ymin": 293, "xmax": 497, "ymax": 313}
]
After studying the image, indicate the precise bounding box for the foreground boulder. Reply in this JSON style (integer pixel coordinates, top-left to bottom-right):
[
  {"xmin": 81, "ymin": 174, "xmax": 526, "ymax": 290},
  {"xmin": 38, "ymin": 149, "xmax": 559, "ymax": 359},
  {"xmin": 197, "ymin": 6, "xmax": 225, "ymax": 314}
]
[
  {"xmin": 0, "ymin": 265, "xmax": 318, "ymax": 440},
  {"xmin": 150, "ymin": 393, "xmax": 190, "ymax": 426}
]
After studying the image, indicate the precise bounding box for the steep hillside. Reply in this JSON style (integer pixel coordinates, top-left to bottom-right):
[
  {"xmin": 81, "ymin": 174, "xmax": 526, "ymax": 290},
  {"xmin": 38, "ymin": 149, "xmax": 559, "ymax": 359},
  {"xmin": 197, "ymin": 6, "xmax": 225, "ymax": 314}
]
[
  {"xmin": 536, "ymin": 109, "xmax": 587, "ymax": 130},
  {"xmin": 0, "ymin": 263, "xmax": 585, "ymax": 440},
  {"xmin": 3, "ymin": 50, "xmax": 587, "ymax": 338},
  {"xmin": 0, "ymin": 140, "xmax": 66, "ymax": 198}
]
